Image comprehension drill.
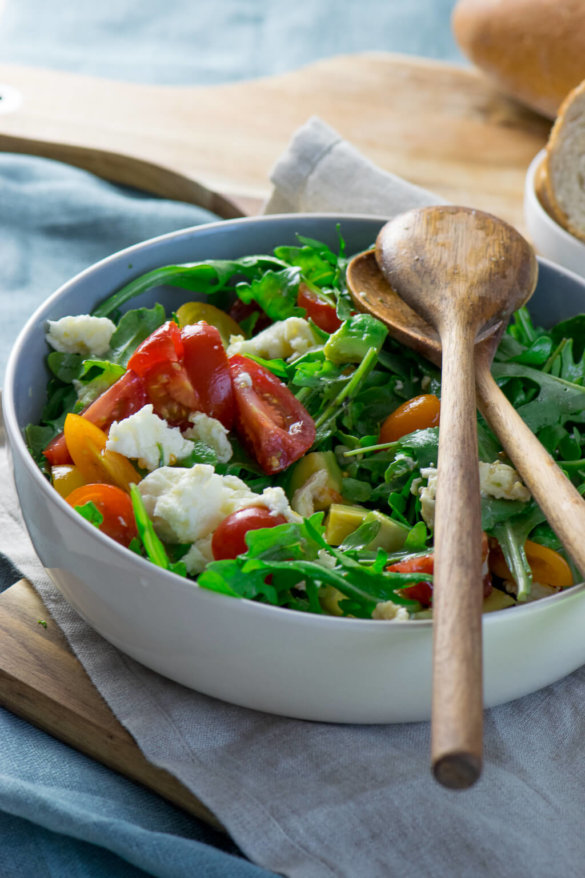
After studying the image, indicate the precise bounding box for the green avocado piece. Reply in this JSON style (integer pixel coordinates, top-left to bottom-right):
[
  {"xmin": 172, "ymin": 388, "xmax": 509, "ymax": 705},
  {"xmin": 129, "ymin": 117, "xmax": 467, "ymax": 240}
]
[{"xmin": 325, "ymin": 503, "xmax": 409, "ymax": 552}]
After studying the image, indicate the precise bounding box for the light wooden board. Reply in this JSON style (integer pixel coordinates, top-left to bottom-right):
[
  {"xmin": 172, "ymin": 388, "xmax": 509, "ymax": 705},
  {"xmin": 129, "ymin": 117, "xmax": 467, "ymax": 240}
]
[
  {"xmin": 0, "ymin": 52, "xmax": 553, "ymax": 821},
  {"xmin": 0, "ymin": 52, "xmax": 552, "ymax": 229}
]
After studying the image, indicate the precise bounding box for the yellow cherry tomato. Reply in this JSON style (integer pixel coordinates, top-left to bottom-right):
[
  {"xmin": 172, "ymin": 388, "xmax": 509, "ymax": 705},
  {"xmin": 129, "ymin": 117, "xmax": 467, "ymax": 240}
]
[
  {"xmin": 175, "ymin": 302, "xmax": 242, "ymax": 346},
  {"xmin": 51, "ymin": 464, "xmax": 87, "ymax": 499},
  {"xmin": 63, "ymin": 413, "xmax": 141, "ymax": 492},
  {"xmin": 379, "ymin": 394, "xmax": 440, "ymax": 444},
  {"xmin": 489, "ymin": 539, "xmax": 573, "ymax": 589}
]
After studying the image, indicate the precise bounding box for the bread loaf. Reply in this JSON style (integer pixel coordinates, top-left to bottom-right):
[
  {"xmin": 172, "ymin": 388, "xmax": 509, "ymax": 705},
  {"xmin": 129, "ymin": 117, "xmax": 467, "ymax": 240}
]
[
  {"xmin": 536, "ymin": 80, "xmax": 585, "ymax": 242},
  {"xmin": 452, "ymin": 0, "xmax": 585, "ymax": 119}
]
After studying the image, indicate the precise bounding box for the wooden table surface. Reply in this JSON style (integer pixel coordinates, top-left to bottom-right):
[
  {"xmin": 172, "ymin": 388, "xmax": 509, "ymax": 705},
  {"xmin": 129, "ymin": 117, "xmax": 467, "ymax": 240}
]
[{"xmin": 0, "ymin": 51, "xmax": 553, "ymax": 825}]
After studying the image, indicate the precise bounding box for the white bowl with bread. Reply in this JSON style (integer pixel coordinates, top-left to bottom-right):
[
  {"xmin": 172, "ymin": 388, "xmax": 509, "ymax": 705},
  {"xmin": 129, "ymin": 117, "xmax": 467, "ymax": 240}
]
[{"xmin": 524, "ymin": 79, "xmax": 585, "ymax": 278}]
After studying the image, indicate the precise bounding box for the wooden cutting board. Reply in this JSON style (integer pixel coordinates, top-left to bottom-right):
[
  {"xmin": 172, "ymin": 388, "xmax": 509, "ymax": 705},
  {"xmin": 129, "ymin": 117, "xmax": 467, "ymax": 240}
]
[
  {"xmin": 0, "ymin": 53, "xmax": 552, "ymax": 826},
  {"xmin": 0, "ymin": 52, "xmax": 551, "ymax": 228}
]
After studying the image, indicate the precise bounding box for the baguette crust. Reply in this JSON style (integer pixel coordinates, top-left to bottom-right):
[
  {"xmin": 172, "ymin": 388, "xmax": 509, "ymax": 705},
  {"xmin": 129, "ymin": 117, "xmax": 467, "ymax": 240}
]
[
  {"xmin": 539, "ymin": 80, "xmax": 585, "ymax": 243},
  {"xmin": 452, "ymin": 0, "xmax": 585, "ymax": 119}
]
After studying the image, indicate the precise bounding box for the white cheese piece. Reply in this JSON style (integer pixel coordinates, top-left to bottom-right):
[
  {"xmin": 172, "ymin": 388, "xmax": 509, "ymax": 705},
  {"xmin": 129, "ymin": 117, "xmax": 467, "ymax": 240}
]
[
  {"xmin": 372, "ymin": 601, "xmax": 410, "ymax": 621},
  {"xmin": 137, "ymin": 463, "xmax": 298, "ymax": 545},
  {"xmin": 106, "ymin": 404, "xmax": 194, "ymax": 471},
  {"xmin": 413, "ymin": 460, "xmax": 530, "ymax": 528},
  {"xmin": 46, "ymin": 314, "xmax": 116, "ymax": 357},
  {"xmin": 227, "ymin": 317, "xmax": 320, "ymax": 362},
  {"xmin": 291, "ymin": 470, "xmax": 330, "ymax": 517},
  {"xmin": 478, "ymin": 461, "xmax": 531, "ymax": 503},
  {"xmin": 182, "ymin": 535, "xmax": 214, "ymax": 575},
  {"xmin": 183, "ymin": 412, "xmax": 233, "ymax": 463}
]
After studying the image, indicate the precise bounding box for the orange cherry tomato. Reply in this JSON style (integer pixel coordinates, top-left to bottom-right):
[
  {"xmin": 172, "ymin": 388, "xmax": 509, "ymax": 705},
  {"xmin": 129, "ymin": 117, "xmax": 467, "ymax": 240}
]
[
  {"xmin": 379, "ymin": 394, "xmax": 440, "ymax": 444},
  {"xmin": 66, "ymin": 483, "xmax": 137, "ymax": 547},
  {"xmin": 489, "ymin": 539, "xmax": 573, "ymax": 588},
  {"xmin": 63, "ymin": 413, "xmax": 141, "ymax": 492}
]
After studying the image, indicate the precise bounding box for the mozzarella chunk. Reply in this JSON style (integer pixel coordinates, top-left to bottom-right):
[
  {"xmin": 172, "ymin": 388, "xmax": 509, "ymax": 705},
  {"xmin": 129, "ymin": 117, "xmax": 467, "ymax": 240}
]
[
  {"xmin": 182, "ymin": 535, "xmax": 214, "ymax": 575},
  {"xmin": 227, "ymin": 317, "xmax": 320, "ymax": 361},
  {"xmin": 106, "ymin": 404, "xmax": 194, "ymax": 471},
  {"xmin": 46, "ymin": 315, "xmax": 116, "ymax": 357},
  {"xmin": 137, "ymin": 464, "xmax": 298, "ymax": 545},
  {"xmin": 183, "ymin": 412, "xmax": 233, "ymax": 463},
  {"xmin": 413, "ymin": 460, "xmax": 530, "ymax": 528},
  {"xmin": 478, "ymin": 461, "xmax": 531, "ymax": 503},
  {"xmin": 372, "ymin": 601, "xmax": 410, "ymax": 621}
]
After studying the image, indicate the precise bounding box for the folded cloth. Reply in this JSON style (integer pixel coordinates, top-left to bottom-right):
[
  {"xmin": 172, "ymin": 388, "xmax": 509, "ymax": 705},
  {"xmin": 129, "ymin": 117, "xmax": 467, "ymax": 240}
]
[
  {"xmin": 4, "ymin": 121, "xmax": 585, "ymax": 878},
  {"xmin": 263, "ymin": 116, "xmax": 445, "ymax": 215}
]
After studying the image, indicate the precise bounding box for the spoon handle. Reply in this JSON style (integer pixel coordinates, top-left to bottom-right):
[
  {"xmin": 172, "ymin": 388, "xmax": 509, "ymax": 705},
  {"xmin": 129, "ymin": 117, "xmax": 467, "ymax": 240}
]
[
  {"xmin": 431, "ymin": 320, "xmax": 484, "ymax": 789},
  {"xmin": 475, "ymin": 357, "xmax": 585, "ymax": 578}
]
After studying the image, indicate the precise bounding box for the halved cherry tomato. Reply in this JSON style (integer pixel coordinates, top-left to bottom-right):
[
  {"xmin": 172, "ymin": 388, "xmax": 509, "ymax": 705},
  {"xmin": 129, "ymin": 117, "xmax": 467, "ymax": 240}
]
[
  {"xmin": 390, "ymin": 534, "xmax": 492, "ymax": 608},
  {"xmin": 66, "ymin": 483, "xmax": 137, "ymax": 547},
  {"xmin": 126, "ymin": 320, "xmax": 183, "ymax": 377},
  {"xmin": 127, "ymin": 321, "xmax": 200, "ymax": 427},
  {"xmin": 379, "ymin": 394, "xmax": 440, "ymax": 444},
  {"xmin": 229, "ymin": 354, "xmax": 316, "ymax": 474},
  {"xmin": 388, "ymin": 554, "xmax": 435, "ymax": 607},
  {"xmin": 181, "ymin": 322, "xmax": 235, "ymax": 428},
  {"xmin": 211, "ymin": 505, "xmax": 287, "ymax": 560},
  {"xmin": 63, "ymin": 413, "xmax": 141, "ymax": 491},
  {"xmin": 489, "ymin": 539, "xmax": 573, "ymax": 588},
  {"xmin": 176, "ymin": 301, "xmax": 242, "ymax": 346},
  {"xmin": 297, "ymin": 283, "xmax": 342, "ymax": 333},
  {"xmin": 43, "ymin": 370, "xmax": 149, "ymax": 466}
]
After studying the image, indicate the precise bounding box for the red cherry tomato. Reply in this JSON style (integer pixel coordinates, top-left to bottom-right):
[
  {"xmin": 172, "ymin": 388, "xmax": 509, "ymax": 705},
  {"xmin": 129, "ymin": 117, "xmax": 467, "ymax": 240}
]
[
  {"xmin": 388, "ymin": 554, "xmax": 435, "ymax": 607},
  {"xmin": 389, "ymin": 534, "xmax": 492, "ymax": 608},
  {"xmin": 66, "ymin": 483, "xmax": 138, "ymax": 547},
  {"xmin": 229, "ymin": 354, "xmax": 316, "ymax": 474},
  {"xmin": 126, "ymin": 320, "xmax": 183, "ymax": 377},
  {"xmin": 211, "ymin": 506, "xmax": 287, "ymax": 560},
  {"xmin": 181, "ymin": 322, "xmax": 235, "ymax": 428},
  {"xmin": 127, "ymin": 321, "xmax": 199, "ymax": 426},
  {"xmin": 297, "ymin": 283, "xmax": 342, "ymax": 333},
  {"xmin": 43, "ymin": 370, "xmax": 150, "ymax": 466}
]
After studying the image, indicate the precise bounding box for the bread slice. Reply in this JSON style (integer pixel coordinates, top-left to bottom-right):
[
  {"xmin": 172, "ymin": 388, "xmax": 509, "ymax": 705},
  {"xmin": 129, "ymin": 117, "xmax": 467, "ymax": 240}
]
[{"xmin": 538, "ymin": 79, "xmax": 585, "ymax": 243}]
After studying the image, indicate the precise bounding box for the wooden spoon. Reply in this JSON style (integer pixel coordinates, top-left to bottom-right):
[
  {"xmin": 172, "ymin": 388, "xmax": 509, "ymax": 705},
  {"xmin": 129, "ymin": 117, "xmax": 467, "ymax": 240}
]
[{"xmin": 348, "ymin": 205, "xmax": 538, "ymax": 790}]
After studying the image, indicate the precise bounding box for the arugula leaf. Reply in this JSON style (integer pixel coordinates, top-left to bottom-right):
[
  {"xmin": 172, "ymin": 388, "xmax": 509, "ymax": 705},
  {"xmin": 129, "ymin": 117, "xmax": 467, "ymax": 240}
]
[
  {"xmin": 92, "ymin": 256, "xmax": 287, "ymax": 318},
  {"xmin": 47, "ymin": 352, "xmax": 84, "ymax": 383},
  {"xmin": 74, "ymin": 501, "xmax": 104, "ymax": 528},
  {"xmin": 235, "ymin": 267, "xmax": 304, "ymax": 321},
  {"xmin": 108, "ymin": 304, "xmax": 166, "ymax": 365}
]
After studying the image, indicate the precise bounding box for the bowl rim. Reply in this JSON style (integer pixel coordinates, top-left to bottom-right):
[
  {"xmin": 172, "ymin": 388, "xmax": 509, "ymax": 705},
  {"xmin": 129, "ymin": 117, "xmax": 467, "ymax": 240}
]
[{"xmin": 4, "ymin": 211, "xmax": 585, "ymax": 632}]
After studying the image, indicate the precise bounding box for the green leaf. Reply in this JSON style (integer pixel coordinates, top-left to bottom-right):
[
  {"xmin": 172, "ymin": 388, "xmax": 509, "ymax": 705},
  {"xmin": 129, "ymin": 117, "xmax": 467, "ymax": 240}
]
[
  {"xmin": 74, "ymin": 501, "xmax": 104, "ymax": 528},
  {"xmin": 235, "ymin": 267, "xmax": 303, "ymax": 321},
  {"xmin": 92, "ymin": 256, "xmax": 287, "ymax": 318},
  {"xmin": 108, "ymin": 304, "xmax": 166, "ymax": 366},
  {"xmin": 47, "ymin": 352, "xmax": 84, "ymax": 383}
]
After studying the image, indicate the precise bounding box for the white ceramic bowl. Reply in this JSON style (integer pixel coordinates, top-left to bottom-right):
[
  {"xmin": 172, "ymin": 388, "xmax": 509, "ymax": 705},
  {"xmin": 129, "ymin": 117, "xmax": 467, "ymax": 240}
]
[
  {"xmin": 5, "ymin": 214, "xmax": 585, "ymax": 724},
  {"xmin": 524, "ymin": 149, "xmax": 585, "ymax": 279}
]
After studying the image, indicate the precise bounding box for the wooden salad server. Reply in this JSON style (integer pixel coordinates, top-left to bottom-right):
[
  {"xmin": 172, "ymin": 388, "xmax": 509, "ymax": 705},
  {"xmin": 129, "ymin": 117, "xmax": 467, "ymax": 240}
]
[{"xmin": 347, "ymin": 205, "xmax": 538, "ymax": 789}]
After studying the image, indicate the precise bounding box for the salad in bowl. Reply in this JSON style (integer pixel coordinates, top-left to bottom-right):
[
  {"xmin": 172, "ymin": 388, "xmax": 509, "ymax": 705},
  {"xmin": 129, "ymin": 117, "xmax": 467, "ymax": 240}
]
[
  {"xmin": 6, "ymin": 214, "xmax": 585, "ymax": 723},
  {"xmin": 26, "ymin": 227, "xmax": 582, "ymax": 621}
]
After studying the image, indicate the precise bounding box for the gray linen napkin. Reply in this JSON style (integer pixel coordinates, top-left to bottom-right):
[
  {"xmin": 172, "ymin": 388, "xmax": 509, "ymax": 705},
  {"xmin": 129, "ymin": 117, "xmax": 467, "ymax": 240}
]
[{"xmin": 4, "ymin": 117, "xmax": 585, "ymax": 878}]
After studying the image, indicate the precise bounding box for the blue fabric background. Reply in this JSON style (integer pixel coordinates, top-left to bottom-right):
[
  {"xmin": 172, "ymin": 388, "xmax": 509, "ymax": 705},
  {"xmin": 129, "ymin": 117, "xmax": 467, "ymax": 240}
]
[{"xmin": 0, "ymin": 2, "xmax": 462, "ymax": 875}]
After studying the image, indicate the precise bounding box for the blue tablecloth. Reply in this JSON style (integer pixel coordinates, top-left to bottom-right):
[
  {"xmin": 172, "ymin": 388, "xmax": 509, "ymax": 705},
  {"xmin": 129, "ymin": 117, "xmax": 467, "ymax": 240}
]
[{"xmin": 0, "ymin": 3, "xmax": 463, "ymax": 875}]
